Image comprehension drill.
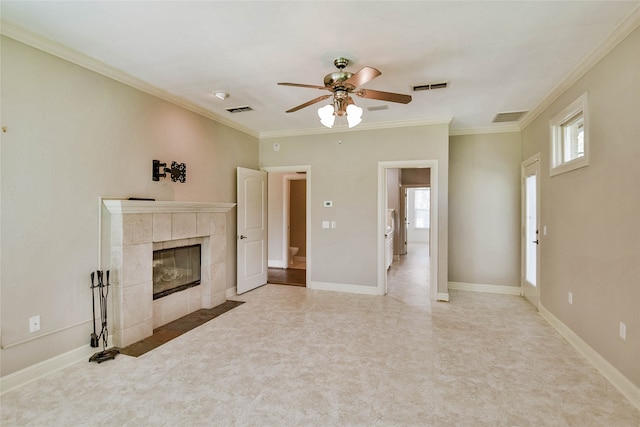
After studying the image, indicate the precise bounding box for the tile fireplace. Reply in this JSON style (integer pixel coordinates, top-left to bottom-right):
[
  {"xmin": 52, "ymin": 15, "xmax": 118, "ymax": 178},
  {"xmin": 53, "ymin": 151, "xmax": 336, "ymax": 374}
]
[{"xmin": 102, "ymin": 200, "xmax": 235, "ymax": 348}]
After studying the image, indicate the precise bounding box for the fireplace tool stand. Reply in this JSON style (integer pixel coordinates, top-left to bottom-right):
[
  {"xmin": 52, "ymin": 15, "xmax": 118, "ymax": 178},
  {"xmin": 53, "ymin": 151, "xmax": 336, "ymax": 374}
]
[{"xmin": 89, "ymin": 270, "xmax": 119, "ymax": 363}]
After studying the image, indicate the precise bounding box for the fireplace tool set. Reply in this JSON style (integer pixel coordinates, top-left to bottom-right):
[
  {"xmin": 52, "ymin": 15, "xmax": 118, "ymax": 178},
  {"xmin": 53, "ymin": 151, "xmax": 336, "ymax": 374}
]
[{"xmin": 89, "ymin": 270, "xmax": 119, "ymax": 363}]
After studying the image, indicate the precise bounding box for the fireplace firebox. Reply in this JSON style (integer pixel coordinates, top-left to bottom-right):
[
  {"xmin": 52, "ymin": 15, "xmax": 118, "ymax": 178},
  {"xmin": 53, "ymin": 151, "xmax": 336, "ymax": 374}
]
[{"xmin": 153, "ymin": 244, "xmax": 201, "ymax": 300}]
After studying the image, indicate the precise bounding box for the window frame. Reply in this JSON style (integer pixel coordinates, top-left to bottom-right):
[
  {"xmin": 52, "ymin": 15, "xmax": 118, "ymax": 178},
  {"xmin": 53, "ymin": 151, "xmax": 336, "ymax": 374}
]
[
  {"xmin": 549, "ymin": 92, "xmax": 589, "ymax": 176},
  {"xmin": 413, "ymin": 187, "xmax": 430, "ymax": 229}
]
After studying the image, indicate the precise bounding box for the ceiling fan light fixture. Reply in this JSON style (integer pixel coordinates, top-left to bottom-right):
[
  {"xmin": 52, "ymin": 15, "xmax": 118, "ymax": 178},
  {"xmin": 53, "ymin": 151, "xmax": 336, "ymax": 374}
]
[
  {"xmin": 346, "ymin": 104, "xmax": 363, "ymax": 128},
  {"xmin": 318, "ymin": 104, "xmax": 335, "ymax": 128}
]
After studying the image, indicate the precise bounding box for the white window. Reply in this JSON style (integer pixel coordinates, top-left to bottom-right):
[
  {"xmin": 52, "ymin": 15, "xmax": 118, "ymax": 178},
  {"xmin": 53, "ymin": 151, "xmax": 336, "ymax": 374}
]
[
  {"xmin": 550, "ymin": 93, "xmax": 589, "ymax": 176},
  {"xmin": 414, "ymin": 188, "xmax": 430, "ymax": 229}
]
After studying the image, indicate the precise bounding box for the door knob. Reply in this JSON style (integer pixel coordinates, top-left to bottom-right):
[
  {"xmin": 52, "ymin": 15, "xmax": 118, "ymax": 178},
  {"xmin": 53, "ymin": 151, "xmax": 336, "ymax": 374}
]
[
  {"xmin": 532, "ymin": 240, "xmax": 539, "ymax": 245},
  {"xmin": 238, "ymin": 235, "xmax": 247, "ymax": 240}
]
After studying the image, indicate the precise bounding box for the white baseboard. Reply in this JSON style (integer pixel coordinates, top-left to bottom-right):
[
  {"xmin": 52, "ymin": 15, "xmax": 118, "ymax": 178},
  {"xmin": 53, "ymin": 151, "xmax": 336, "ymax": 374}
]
[
  {"xmin": 1, "ymin": 344, "xmax": 98, "ymax": 395},
  {"xmin": 268, "ymin": 260, "xmax": 286, "ymax": 269},
  {"xmin": 437, "ymin": 293, "xmax": 450, "ymax": 302},
  {"xmin": 448, "ymin": 281, "xmax": 522, "ymax": 296},
  {"xmin": 308, "ymin": 281, "xmax": 381, "ymax": 296},
  {"xmin": 539, "ymin": 304, "xmax": 640, "ymax": 410}
]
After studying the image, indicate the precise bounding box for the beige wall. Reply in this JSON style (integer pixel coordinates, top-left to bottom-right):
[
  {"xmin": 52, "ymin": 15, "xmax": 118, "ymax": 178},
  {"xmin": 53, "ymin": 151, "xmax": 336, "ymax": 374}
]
[
  {"xmin": 449, "ymin": 132, "xmax": 522, "ymax": 287},
  {"xmin": 0, "ymin": 37, "xmax": 258, "ymax": 375},
  {"xmin": 260, "ymin": 124, "xmax": 449, "ymax": 294},
  {"xmin": 521, "ymin": 27, "xmax": 640, "ymax": 387}
]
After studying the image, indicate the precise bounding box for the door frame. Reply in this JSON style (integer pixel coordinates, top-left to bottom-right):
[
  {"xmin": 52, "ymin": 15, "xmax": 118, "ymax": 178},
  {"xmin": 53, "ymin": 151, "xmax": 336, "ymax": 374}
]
[
  {"xmin": 283, "ymin": 173, "xmax": 306, "ymax": 266},
  {"xmin": 521, "ymin": 153, "xmax": 541, "ymax": 308},
  {"xmin": 378, "ymin": 160, "xmax": 438, "ymax": 300},
  {"xmin": 263, "ymin": 165, "xmax": 311, "ymax": 287}
]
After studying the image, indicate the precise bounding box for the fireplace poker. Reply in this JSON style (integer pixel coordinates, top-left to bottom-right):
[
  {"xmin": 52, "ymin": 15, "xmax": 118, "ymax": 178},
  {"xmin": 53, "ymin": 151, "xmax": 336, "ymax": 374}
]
[
  {"xmin": 90, "ymin": 272, "xmax": 99, "ymax": 348},
  {"xmin": 89, "ymin": 269, "xmax": 119, "ymax": 364}
]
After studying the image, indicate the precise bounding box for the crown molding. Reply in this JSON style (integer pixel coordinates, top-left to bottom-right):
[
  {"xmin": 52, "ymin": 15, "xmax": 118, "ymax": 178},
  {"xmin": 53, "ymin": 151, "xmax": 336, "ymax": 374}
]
[
  {"xmin": 520, "ymin": 4, "xmax": 640, "ymax": 130},
  {"xmin": 259, "ymin": 116, "xmax": 453, "ymax": 140},
  {"xmin": 0, "ymin": 21, "xmax": 259, "ymax": 139},
  {"xmin": 449, "ymin": 125, "xmax": 521, "ymax": 136}
]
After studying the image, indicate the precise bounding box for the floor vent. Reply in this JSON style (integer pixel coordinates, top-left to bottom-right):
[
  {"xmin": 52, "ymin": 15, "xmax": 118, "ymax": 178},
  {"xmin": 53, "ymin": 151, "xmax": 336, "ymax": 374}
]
[
  {"xmin": 224, "ymin": 105, "xmax": 253, "ymax": 113},
  {"xmin": 413, "ymin": 82, "xmax": 448, "ymax": 91},
  {"xmin": 492, "ymin": 111, "xmax": 527, "ymax": 122}
]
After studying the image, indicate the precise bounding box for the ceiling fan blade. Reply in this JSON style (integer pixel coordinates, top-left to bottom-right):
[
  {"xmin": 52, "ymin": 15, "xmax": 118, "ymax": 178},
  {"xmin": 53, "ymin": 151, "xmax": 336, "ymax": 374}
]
[
  {"xmin": 355, "ymin": 88, "xmax": 412, "ymax": 104},
  {"xmin": 278, "ymin": 82, "xmax": 328, "ymax": 90},
  {"xmin": 343, "ymin": 66, "xmax": 381, "ymax": 88},
  {"xmin": 285, "ymin": 94, "xmax": 333, "ymax": 113}
]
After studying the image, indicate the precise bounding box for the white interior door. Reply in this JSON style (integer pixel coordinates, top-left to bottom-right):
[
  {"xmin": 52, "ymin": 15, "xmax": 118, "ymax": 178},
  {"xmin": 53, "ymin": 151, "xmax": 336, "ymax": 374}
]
[
  {"xmin": 237, "ymin": 167, "xmax": 267, "ymax": 294},
  {"xmin": 522, "ymin": 156, "xmax": 540, "ymax": 308}
]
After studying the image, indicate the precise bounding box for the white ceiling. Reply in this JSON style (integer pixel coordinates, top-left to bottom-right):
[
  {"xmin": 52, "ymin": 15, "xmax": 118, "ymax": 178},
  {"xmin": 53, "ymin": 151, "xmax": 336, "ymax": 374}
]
[{"xmin": 2, "ymin": 1, "xmax": 638, "ymax": 137}]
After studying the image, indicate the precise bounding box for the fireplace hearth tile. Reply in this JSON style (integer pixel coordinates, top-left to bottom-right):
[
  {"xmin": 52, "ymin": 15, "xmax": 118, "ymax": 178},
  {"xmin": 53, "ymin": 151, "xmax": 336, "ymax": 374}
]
[{"xmin": 119, "ymin": 300, "xmax": 244, "ymax": 357}]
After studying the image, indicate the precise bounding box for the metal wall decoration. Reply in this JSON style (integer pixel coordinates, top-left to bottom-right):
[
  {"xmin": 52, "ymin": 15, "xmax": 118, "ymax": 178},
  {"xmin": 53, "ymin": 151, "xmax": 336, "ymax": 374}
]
[{"xmin": 153, "ymin": 159, "xmax": 187, "ymax": 183}]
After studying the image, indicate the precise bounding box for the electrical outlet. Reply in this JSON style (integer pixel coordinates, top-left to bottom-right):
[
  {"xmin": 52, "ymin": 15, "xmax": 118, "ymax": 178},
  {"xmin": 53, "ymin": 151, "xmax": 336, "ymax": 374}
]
[
  {"xmin": 568, "ymin": 292, "xmax": 573, "ymax": 305},
  {"xmin": 620, "ymin": 322, "xmax": 626, "ymax": 340},
  {"xmin": 29, "ymin": 315, "xmax": 40, "ymax": 333}
]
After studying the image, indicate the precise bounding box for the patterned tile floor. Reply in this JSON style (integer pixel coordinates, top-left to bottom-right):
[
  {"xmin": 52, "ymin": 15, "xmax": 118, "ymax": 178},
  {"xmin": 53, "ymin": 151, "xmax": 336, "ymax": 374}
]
[{"xmin": 1, "ymin": 244, "xmax": 638, "ymax": 425}]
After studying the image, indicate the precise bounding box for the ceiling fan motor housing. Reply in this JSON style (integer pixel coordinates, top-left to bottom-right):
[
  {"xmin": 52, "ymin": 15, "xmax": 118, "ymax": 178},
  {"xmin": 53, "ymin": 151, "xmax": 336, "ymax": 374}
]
[{"xmin": 324, "ymin": 72, "xmax": 354, "ymax": 89}]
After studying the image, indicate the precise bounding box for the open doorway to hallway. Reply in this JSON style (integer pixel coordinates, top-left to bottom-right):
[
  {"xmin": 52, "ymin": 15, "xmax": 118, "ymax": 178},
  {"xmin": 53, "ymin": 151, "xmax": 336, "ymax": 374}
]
[
  {"xmin": 266, "ymin": 169, "xmax": 309, "ymax": 287},
  {"xmin": 382, "ymin": 165, "xmax": 434, "ymax": 298}
]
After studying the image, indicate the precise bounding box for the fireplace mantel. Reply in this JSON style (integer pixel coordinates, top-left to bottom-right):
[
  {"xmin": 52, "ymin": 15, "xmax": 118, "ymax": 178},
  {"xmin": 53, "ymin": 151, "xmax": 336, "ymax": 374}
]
[{"xmin": 103, "ymin": 200, "xmax": 235, "ymax": 214}]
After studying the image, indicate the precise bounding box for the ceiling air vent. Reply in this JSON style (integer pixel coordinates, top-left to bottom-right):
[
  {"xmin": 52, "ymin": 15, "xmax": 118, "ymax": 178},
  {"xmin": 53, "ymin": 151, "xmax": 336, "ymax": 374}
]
[
  {"xmin": 224, "ymin": 105, "xmax": 253, "ymax": 113},
  {"xmin": 492, "ymin": 111, "xmax": 527, "ymax": 123},
  {"xmin": 413, "ymin": 82, "xmax": 448, "ymax": 91},
  {"xmin": 367, "ymin": 105, "xmax": 389, "ymax": 112}
]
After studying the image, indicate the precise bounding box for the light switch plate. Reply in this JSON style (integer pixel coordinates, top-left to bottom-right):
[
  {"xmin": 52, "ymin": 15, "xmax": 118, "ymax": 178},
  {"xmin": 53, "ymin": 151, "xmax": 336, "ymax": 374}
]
[{"xmin": 324, "ymin": 201, "xmax": 333, "ymax": 207}]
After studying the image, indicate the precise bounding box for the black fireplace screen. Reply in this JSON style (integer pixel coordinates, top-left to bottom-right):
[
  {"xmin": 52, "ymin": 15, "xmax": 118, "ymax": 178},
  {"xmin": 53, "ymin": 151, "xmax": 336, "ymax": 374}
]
[{"xmin": 153, "ymin": 244, "xmax": 201, "ymax": 300}]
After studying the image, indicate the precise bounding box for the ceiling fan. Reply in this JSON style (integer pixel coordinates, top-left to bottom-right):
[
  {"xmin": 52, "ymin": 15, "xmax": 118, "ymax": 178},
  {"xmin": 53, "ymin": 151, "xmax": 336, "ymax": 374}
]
[{"xmin": 278, "ymin": 57, "xmax": 412, "ymax": 128}]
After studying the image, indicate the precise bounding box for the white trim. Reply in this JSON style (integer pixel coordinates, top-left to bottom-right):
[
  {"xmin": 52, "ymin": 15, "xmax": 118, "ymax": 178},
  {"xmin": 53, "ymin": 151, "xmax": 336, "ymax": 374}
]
[
  {"xmin": 449, "ymin": 125, "xmax": 521, "ymax": 136},
  {"xmin": 448, "ymin": 281, "xmax": 521, "ymax": 296},
  {"xmin": 268, "ymin": 260, "xmax": 287, "ymax": 269},
  {"xmin": 0, "ymin": 22, "xmax": 259, "ymax": 139},
  {"xmin": 308, "ymin": 281, "xmax": 381, "ymax": 296},
  {"xmin": 0, "ymin": 344, "xmax": 111, "ymax": 395},
  {"xmin": 521, "ymin": 5, "xmax": 640, "ymax": 130},
  {"xmin": 437, "ymin": 293, "xmax": 450, "ymax": 302},
  {"xmin": 539, "ymin": 304, "xmax": 640, "ymax": 410},
  {"xmin": 378, "ymin": 160, "xmax": 439, "ymax": 301},
  {"xmin": 259, "ymin": 117, "xmax": 453, "ymax": 139}
]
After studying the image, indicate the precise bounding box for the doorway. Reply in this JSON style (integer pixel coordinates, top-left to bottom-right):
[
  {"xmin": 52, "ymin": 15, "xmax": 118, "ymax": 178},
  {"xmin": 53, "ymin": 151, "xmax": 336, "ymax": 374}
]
[
  {"xmin": 521, "ymin": 154, "xmax": 540, "ymax": 308},
  {"xmin": 378, "ymin": 161, "xmax": 438, "ymax": 300},
  {"xmin": 264, "ymin": 166, "xmax": 311, "ymax": 287},
  {"xmin": 403, "ymin": 186, "xmax": 431, "ymax": 256}
]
